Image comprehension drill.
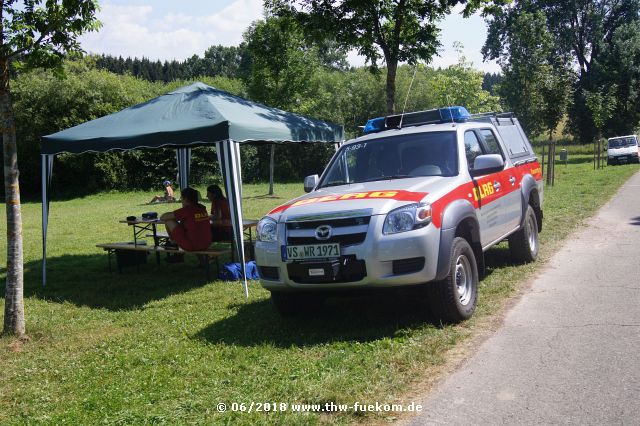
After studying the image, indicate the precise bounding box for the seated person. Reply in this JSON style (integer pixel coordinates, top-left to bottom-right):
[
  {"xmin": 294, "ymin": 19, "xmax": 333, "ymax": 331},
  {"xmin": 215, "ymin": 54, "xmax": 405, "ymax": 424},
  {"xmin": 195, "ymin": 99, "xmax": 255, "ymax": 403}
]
[
  {"xmin": 149, "ymin": 180, "xmax": 176, "ymax": 204},
  {"xmin": 160, "ymin": 187, "xmax": 212, "ymax": 252},
  {"xmin": 206, "ymin": 184, "xmax": 232, "ymax": 241}
]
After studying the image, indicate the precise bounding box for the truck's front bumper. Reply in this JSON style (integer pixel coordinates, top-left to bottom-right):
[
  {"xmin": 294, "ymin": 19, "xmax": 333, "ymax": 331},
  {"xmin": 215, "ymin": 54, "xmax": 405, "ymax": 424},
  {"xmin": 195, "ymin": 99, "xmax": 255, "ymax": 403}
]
[
  {"xmin": 255, "ymin": 215, "xmax": 440, "ymax": 291},
  {"xmin": 609, "ymin": 153, "xmax": 640, "ymax": 164}
]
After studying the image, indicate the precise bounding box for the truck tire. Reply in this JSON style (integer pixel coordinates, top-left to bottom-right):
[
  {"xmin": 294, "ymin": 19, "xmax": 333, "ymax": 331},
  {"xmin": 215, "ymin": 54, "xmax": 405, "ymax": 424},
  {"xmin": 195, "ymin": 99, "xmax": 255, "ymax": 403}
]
[
  {"xmin": 509, "ymin": 204, "xmax": 539, "ymax": 263},
  {"xmin": 270, "ymin": 291, "xmax": 323, "ymax": 317},
  {"xmin": 428, "ymin": 237, "xmax": 478, "ymax": 323}
]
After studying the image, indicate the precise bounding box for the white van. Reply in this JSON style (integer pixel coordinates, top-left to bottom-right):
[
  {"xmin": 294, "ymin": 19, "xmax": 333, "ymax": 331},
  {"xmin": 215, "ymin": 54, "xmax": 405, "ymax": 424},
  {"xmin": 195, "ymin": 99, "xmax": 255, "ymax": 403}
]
[{"xmin": 607, "ymin": 135, "xmax": 639, "ymax": 165}]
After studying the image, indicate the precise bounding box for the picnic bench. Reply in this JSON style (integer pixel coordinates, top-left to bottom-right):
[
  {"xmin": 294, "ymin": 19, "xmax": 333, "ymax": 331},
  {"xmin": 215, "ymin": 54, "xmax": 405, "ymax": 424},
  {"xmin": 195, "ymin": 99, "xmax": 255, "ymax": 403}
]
[{"xmin": 96, "ymin": 242, "xmax": 231, "ymax": 280}]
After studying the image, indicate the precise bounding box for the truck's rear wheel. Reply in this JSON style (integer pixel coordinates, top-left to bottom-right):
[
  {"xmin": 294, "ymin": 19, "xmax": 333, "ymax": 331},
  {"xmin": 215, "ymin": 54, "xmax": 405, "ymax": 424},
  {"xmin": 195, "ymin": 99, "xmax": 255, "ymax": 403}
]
[
  {"xmin": 428, "ymin": 237, "xmax": 478, "ymax": 323},
  {"xmin": 509, "ymin": 205, "xmax": 539, "ymax": 263},
  {"xmin": 270, "ymin": 291, "xmax": 323, "ymax": 317}
]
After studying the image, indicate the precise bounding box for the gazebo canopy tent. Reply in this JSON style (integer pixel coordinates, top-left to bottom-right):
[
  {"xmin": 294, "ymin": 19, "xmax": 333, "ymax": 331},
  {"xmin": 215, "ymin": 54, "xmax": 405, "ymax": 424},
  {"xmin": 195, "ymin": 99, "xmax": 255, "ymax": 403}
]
[{"xmin": 41, "ymin": 82, "xmax": 343, "ymax": 294}]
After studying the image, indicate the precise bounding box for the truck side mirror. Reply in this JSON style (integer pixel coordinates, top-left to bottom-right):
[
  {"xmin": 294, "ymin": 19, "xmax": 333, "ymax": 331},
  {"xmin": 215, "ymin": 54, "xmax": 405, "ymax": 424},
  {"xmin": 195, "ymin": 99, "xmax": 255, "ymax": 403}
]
[
  {"xmin": 470, "ymin": 154, "xmax": 505, "ymax": 177},
  {"xmin": 304, "ymin": 174, "xmax": 319, "ymax": 193}
]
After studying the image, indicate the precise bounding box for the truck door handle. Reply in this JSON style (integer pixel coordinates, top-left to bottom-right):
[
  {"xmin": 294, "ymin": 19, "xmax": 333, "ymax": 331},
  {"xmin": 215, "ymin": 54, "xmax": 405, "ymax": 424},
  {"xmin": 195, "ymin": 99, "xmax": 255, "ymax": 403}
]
[
  {"xmin": 509, "ymin": 176, "xmax": 516, "ymax": 185},
  {"xmin": 493, "ymin": 181, "xmax": 501, "ymax": 190}
]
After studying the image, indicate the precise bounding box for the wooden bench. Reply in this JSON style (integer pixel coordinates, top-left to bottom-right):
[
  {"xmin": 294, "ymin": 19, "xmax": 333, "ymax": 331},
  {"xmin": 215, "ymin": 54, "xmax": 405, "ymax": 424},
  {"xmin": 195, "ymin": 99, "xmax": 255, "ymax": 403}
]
[
  {"xmin": 96, "ymin": 242, "xmax": 231, "ymax": 280},
  {"xmin": 145, "ymin": 232, "xmax": 254, "ymax": 261}
]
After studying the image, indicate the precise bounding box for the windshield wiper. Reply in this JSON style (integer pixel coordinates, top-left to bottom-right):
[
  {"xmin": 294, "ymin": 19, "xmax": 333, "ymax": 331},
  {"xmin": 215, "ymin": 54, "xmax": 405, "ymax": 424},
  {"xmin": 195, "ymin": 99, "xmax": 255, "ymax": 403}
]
[{"xmin": 362, "ymin": 174, "xmax": 412, "ymax": 182}]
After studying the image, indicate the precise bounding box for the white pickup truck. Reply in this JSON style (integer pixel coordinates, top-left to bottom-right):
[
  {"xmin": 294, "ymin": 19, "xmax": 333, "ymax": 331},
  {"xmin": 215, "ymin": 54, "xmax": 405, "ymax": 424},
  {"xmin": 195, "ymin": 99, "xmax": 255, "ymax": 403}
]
[{"xmin": 255, "ymin": 107, "xmax": 543, "ymax": 323}]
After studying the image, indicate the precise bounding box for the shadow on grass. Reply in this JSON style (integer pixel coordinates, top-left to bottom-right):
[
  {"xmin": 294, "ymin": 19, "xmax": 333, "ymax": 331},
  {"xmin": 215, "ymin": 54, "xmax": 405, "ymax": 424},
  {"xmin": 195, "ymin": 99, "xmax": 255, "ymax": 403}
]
[
  {"xmin": 244, "ymin": 193, "xmax": 285, "ymax": 200},
  {"xmin": 22, "ymin": 253, "xmax": 212, "ymax": 311},
  {"xmin": 195, "ymin": 290, "xmax": 435, "ymax": 347},
  {"xmin": 196, "ymin": 244, "xmax": 525, "ymax": 347},
  {"xmin": 480, "ymin": 243, "xmax": 520, "ymax": 280}
]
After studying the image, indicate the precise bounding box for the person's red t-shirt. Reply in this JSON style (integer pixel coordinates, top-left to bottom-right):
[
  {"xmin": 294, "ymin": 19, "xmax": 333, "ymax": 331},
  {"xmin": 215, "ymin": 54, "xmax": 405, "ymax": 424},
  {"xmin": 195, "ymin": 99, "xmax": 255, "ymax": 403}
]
[
  {"xmin": 211, "ymin": 199, "xmax": 232, "ymax": 233},
  {"xmin": 211, "ymin": 199, "xmax": 231, "ymax": 220},
  {"xmin": 172, "ymin": 203, "xmax": 212, "ymax": 250}
]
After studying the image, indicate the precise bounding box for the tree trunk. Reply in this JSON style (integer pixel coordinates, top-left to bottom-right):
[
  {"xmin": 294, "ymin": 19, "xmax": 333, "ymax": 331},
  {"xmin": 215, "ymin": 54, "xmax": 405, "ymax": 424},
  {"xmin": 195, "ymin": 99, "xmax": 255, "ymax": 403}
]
[
  {"xmin": 268, "ymin": 144, "xmax": 275, "ymax": 195},
  {"xmin": 385, "ymin": 60, "xmax": 398, "ymax": 115},
  {"xmin": 1, "ymin": 58, "xmax": 26, "ymax": 337},
  {"xmin": 551, "ymin": 140, "xmax": 556, "ymax": 186},
  {"xmin": 541, "ymin": 142, "xmax": 545, "ymax": 181},
  {"xmin": 546, "ymin": 135, "xmax": 553, "ymax": 186}
]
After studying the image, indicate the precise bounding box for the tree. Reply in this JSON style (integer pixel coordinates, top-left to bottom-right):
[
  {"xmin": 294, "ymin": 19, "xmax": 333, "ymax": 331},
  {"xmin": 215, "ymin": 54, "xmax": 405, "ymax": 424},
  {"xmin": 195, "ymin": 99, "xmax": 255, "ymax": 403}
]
[
  {"xmin": 429, "ymin": 43, "xmax": 500, "ymax": 114},
  {"xmin": 585, "ymin": 86, "xmax": 616, "ymax": 168},
  {"xmin": 485, "ymin": 0, "xmax": 640, "ymax": 141},
  {"xmin": 483, "ymin": 4, "xmax": 573, "ymax": 137},
  {"xmin": 201, "ymin": 45, "xmax": 248, "ymax": 79},
  {"xmin": 268, "ymin": 0, "xmax": 506, "ymax": 115},
  {"xmin": 242, "ymin": 15, "xmax": 321, "ymax": 194},
  {"xmin": 593, "ymin": 20, "xmax": 640, "ymax": 136},
  {"xmin": 1, "ymin": 0, "xmax": 100, "ymax": 337}
]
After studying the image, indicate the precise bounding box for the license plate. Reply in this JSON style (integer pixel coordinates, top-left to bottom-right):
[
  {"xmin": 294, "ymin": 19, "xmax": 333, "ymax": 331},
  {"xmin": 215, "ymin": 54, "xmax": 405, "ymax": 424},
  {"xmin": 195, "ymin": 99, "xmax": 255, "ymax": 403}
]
[{"xmin": 282, "ymin": 243, "xmax": 340, "ymax": 260}]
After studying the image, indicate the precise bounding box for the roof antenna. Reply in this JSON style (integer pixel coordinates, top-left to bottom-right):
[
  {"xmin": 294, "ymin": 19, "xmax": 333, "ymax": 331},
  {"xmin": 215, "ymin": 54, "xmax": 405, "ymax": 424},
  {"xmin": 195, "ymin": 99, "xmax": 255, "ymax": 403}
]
[
  {"xmin": 399, "ymin": 64, "xmax": 419, "ymax": 129},
  {"xmin": 446, "ymin": 94, "xmax": 455, "ymax": 127}
]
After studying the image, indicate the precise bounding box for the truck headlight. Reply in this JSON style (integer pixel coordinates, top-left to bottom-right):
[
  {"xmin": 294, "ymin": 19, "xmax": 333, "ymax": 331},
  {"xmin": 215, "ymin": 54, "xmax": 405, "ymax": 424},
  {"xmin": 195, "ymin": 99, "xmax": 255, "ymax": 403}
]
[
  {"xmin": 383, "ymin": 203, "xmax": 432, "ymax": 235},
  {"xmin": 257, "ymin": 217, "xmax": 277, "ymax": 242}
]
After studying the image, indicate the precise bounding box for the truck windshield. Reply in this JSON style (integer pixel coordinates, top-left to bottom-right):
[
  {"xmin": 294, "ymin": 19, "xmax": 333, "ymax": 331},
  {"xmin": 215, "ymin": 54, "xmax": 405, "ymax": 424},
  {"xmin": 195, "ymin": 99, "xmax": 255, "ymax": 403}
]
[
  {"xmin": 318, "ymin": 131, "xmax": 458, "ymax": 188},
  {"xmin": 609, "ymin": 137, "xmax": 637, "ymax": 148}
]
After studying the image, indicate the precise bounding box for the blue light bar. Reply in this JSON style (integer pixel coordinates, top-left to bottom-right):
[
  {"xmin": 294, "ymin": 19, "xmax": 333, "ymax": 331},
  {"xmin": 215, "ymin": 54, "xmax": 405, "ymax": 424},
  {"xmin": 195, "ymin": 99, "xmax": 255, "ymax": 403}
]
[
  {"xmin": 363, "ymin": 117, "xmax": 385, "ymax": 134},
  {"xmin": 439, "ymin": 106, "xmax": 470, "ymax": 122},
  {"xmin": 362, "ymin": 106, "xmax": 471, "ymax": 134}
]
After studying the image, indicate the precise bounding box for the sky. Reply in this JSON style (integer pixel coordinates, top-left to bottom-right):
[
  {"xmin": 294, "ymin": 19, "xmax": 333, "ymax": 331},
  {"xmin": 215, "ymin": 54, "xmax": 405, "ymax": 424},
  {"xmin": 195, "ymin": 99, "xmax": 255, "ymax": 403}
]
[{"xmin": 79, "ymin": 0, "xmax": 500, "ymax": 73}]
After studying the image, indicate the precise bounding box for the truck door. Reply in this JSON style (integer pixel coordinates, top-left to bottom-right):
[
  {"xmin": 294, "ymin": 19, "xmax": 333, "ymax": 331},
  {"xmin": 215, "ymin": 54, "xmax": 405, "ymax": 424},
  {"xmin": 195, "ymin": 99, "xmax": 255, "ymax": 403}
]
[
  {"xmin": 464, "ymin": 130, "xmax": 504, "ymax": 246},
  {"xmin": 478, "ymin": 128, "xmax": 521, "ymax": 236}
]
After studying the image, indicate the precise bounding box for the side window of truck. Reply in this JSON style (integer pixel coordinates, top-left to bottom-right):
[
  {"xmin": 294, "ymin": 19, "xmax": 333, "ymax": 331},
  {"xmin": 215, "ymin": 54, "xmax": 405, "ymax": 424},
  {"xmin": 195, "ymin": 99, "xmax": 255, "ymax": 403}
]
[
  {"xmin": 479, "ymin": 129, "xmax": 504, "ymax": 158},
  {"xmin": 464, "ymin": 131, "xmax": 483, "ymax": 170}
]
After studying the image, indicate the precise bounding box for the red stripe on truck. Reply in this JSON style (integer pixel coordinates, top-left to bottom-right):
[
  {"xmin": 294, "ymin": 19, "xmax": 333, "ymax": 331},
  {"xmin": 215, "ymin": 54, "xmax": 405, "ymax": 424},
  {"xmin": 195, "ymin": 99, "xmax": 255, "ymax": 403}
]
[{"xmin": 268, "ymin": 190, "xmax": 428, "ymax": 214}]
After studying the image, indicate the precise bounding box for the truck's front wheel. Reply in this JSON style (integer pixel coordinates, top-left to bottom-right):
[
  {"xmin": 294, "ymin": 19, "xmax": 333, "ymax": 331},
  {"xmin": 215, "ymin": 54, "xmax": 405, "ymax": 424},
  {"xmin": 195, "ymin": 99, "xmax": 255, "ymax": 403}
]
[{"xmin": 428, "ymin": 237, "xmax": 478, "ymax": 323}]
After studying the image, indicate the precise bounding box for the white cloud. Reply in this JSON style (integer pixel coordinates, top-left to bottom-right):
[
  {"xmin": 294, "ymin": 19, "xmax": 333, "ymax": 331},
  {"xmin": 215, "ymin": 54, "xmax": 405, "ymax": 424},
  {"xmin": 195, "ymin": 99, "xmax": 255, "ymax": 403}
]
[
  {"xmin": 80, "ymin": 0, "xmax": 264, "ymax": 61},
  {"xmin": 79, "ymin": 0, "xmax": 500, "ymax": 73}
]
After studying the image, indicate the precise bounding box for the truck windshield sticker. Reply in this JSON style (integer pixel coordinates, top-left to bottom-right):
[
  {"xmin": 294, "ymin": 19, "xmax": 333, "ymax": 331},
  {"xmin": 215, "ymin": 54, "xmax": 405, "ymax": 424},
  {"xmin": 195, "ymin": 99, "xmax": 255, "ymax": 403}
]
[
  {"xmin": 269, "ymin": 190, "xmax": 428, "ymax": 214},
  {"xmin": 344, "ymin": 143, "xmax": 367, "ymax": 152}
]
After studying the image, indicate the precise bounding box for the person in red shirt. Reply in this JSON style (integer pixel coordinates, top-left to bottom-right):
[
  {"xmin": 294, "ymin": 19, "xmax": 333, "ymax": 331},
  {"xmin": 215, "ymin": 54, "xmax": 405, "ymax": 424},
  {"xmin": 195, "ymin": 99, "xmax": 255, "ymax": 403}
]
[
  {"xmin": 206, "ymin": 184, "xmax": 232, "ymax": 241},
  {"xmin": 160, "ymin": 187, "xmax": 212, "ymax": 251}
]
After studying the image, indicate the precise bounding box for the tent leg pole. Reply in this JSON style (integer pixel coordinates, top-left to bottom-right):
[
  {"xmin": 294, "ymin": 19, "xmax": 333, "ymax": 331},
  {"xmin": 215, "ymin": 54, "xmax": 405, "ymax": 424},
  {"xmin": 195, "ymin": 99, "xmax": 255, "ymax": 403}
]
[{"xmin": 41, "ymin": 155, "xmax": 48, "ymax": 287}]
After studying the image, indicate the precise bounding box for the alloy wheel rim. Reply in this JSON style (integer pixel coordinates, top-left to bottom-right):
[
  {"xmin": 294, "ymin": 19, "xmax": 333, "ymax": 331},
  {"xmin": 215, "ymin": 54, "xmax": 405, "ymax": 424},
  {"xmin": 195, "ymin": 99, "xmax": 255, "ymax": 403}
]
[
  {"xmin": 527, "ymin": 214, "xmax": 537, "ymax": 253},
  {"xmin": 455, "ymin": 254, "xmax": 473, "ymax": 306}
]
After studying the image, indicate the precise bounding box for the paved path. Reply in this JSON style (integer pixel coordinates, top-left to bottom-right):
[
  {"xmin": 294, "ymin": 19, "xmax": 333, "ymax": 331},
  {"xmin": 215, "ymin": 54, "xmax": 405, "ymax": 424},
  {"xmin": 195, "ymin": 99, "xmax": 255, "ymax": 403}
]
[{"xmin": 405, "ymin": 171, "xmax": 640, "ymax": 426}]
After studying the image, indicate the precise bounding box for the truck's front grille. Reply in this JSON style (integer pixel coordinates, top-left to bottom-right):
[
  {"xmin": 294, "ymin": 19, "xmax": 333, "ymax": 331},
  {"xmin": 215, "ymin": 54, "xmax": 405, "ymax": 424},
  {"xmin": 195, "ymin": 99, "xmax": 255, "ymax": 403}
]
[
  {"xmin": 287, "ymin": 216, "xmax": 370, "ymax": 229},
  {"xmin": 287, "ymin": 233, "xmax": 367, "ymax": 246},
  {"xmin": 285, "ymin": 211, "xmax": 371, "ymax": 248}
]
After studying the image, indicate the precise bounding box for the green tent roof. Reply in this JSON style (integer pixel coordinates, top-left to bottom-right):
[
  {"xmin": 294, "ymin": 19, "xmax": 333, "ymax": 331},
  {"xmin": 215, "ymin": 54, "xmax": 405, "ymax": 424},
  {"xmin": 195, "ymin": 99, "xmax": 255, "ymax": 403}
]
[{"xmin": 41, "ymin": 82, "xmax": 343, "ymax": 154}]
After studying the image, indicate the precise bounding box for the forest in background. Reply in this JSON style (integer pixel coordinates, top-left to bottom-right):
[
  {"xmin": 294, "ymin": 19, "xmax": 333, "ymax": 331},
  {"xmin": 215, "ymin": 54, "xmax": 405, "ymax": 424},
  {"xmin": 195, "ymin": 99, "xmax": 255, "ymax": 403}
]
[
  {"xmin": 13, "ymin": 51, "xmax": 497, "ymax": 197},
  {"xmin": 9, "ymin": 0, "xmax": 640, "ymax": 198}
]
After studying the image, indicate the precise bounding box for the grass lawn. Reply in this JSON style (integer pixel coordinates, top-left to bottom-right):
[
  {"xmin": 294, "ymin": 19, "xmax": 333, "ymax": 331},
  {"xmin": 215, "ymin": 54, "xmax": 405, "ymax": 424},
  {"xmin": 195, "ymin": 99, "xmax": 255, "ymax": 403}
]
[{"xmin": 1, "ymin": 156, "xmax": 639, "ymax": 425}]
